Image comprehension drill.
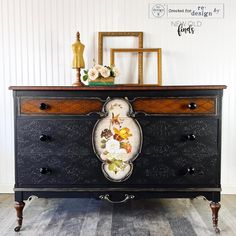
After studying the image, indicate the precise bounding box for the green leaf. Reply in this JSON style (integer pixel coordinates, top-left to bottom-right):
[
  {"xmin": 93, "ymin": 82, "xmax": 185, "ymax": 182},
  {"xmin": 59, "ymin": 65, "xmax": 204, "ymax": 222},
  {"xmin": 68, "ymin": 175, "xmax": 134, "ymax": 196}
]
[
  {"xmin": 114, "ymin": 160, "xmax": 122, "ymax": 167},
  {"xmin": 108, "ymin": 163, "xmax": 116, "ymax": 171},
  {"xmin": 82, "ymin": 74, "xmax": 88, "ymax": 81},
  {"xmin": 110, "ymin": 70, "xmax": 115, "ymax": 77},
  {"xmin": 120, "ymin": 142, "xmax": 125, "ymax": 148}
]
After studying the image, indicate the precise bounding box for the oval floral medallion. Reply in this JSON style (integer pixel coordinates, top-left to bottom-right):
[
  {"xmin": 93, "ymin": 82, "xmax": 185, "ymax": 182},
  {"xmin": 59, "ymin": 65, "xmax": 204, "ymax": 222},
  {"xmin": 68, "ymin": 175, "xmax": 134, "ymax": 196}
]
[{"xmin": 93, "ymin": 98, "xmax": 142, "ymax": 182}]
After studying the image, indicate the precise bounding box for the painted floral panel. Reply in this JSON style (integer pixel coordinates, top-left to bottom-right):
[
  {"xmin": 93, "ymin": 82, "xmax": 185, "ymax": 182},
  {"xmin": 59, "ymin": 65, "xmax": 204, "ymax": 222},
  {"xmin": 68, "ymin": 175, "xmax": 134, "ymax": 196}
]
[{"xmin": 93, "ymin": 98, "xmax": 142, "ymax": 182}]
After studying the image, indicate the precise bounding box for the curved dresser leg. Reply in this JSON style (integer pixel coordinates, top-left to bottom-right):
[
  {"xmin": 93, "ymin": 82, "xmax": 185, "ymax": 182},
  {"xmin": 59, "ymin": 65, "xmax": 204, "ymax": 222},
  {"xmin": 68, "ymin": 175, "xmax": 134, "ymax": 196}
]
[
  {"xmin": 14, "ymin": 201, "xmax": 25, "ymax": 232},
  {"xmin": 210, "ymin": 202, "xmax": 221, "ymax": 233}
]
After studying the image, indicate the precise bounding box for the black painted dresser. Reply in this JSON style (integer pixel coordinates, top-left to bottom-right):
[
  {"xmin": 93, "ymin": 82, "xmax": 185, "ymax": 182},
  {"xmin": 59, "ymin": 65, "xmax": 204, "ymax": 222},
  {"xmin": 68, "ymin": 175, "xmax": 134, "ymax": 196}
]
[{"xmin": 10, "ymin": 85, "xmax": 226, "ymax": 232}]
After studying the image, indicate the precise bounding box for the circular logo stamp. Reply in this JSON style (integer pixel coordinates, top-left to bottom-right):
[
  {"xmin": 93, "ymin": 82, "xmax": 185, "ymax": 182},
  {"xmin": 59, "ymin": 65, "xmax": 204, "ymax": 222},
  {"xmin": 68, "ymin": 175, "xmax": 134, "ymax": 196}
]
[{"xmin": 152, "ymin": 4, "xmax": 165, "ymax": 18}]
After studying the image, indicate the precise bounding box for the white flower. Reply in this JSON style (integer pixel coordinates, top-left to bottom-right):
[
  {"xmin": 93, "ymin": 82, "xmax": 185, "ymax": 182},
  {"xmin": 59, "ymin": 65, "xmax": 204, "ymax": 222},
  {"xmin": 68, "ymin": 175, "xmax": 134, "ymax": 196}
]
[
  {"xmin": 100, "ymin": 153, "xmax": 108, "ymax": 161},
  {"xmin": 117, "ymin": 149, "xmax": 127, "ymax": 154},
  {"xmin": 104, "ymin": 152, "xmax": 126, "ymax": 161},
  {"xmin": 88, "ymin": 68, "xmax": 99, "ymax": 81},
  {"xmin": 113, "ymin": 67, "xmax": 120, "ymax": 77},
  {"xmin": 100, "ymin": 66, "xmax": 110, "ymax": 78},
  {"xmin": 105, "ymin": 139, "xmax": 120, "ymax": 153},
  {"xmin": 94, "ymin": 64, "xmax": 103, "ymax": 71}
]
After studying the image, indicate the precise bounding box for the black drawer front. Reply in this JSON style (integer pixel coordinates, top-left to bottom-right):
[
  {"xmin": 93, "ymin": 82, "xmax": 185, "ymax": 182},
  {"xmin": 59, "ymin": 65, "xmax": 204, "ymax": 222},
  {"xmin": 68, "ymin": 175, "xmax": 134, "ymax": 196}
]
[
  {"xmin": 16, "ymin": 153, "xmax": 218, "ymax": 187},
  {"xmin": 16, "ymin": 117, "xmax": 218, "ymax": 156},
  {"xmin": 138, "ymin": 117, "xmax": 218, "ymax": 156},
  {"xmin": 132, "ymin": 153, "xmax": 218, "ymax": 186},
  {"xmin": 16, "ymin": 119, "xmax": 97, "ymax": 155},
  {"xmin": 16, "ymin": 153, "xmax": 106, "ymax": 186},
  {"xmin": 15, "ymin": 118, "xmax": 105, "ymax": 186},
  {"xmin": 15, "ymin": 117, "xmax": 219, "ymax": 187},
  {"xmin": 131, "ymin": 117, "xmax": 219, "ymax": 186}
]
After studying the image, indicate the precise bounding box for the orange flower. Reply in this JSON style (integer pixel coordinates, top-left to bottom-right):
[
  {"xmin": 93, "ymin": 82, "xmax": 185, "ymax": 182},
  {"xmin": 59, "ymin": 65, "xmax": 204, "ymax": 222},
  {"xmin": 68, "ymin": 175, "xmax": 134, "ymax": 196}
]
[
  {"xmin": 113, "ymin": 134, "xmax": 123, "ymax": 142},
  {"xmin": 111, "ymin": 113, "xmax": 120, "ymax": 125},
  {"xmin": 121, "ymin": 142, "xmax": 132, "ymax": 153},
  {"xmin": 113, "ymin": 127, "xmax": 132, "ymax": 140}
]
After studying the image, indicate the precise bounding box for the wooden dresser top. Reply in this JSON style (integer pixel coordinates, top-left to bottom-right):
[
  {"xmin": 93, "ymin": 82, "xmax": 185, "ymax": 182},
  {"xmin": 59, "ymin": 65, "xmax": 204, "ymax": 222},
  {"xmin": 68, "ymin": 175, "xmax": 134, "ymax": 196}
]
[{"xmin": 9, "ymin": 85, "xmax": 226, "ymax": 91}]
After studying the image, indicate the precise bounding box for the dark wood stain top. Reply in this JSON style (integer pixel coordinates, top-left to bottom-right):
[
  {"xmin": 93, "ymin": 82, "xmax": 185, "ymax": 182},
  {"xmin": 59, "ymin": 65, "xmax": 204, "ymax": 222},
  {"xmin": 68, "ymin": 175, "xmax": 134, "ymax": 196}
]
[{"xmin": 9, "ymin": 85, "xmax": 227, "ymax": 91}]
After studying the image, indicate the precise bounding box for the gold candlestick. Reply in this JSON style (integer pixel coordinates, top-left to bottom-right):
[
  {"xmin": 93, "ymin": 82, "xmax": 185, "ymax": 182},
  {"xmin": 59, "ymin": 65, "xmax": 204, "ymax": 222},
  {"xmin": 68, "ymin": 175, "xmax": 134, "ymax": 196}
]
[{"xmin": 72, "ymin": 32, "xmax": 85, "ymax": 86}]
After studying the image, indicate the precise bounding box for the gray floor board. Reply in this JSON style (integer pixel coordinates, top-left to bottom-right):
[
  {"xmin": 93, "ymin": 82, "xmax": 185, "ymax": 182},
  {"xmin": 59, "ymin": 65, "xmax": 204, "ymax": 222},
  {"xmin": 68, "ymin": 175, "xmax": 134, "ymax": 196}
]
[
  {"xmin": 0, "ymin": 194, "xmax": 236, "ymax": 236},
  {"xmin": 131, "ymin": 199, "xmax": 173, "ymax": 236},
  {"xmin": 96, "ymin": 201, "xmax": 113, "ymax": 236}
]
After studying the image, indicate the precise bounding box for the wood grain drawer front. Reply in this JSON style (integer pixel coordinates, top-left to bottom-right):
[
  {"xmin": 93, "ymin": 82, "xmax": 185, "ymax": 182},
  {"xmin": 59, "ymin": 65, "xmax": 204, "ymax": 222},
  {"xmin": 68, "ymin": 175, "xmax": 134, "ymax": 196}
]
[
  {"xmin": 20, "ymin": 98, "xmax": 103, "ymax": 115},
  {"xmin": 132, "ymin": 97, "xmax": 216, "ymax": 115}
]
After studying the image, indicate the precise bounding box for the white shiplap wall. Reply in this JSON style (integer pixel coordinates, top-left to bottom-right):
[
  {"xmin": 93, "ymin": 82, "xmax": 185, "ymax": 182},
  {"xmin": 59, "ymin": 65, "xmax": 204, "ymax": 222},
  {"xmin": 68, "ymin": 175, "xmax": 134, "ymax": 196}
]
[{"xmin": 0, "ymin": 0, "xmax": 236, "ymax": 193}]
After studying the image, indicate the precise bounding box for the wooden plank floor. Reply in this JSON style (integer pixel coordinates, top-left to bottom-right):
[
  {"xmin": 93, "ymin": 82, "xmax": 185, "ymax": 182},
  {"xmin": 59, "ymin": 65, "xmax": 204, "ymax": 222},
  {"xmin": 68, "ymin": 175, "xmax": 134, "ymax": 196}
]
[{"xmin": 0, "ymin": 194, "xmax": 236, "ymax": 236}]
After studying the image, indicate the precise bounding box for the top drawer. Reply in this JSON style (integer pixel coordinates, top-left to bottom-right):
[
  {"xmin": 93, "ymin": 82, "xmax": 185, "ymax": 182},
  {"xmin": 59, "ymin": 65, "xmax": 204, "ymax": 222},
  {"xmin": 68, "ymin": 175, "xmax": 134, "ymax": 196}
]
[
  {"xmin": 132, "ymin": 97, "xmax": 217, "ymax": 115},
  {"xmin": 20, "ymin": 98, "xmax": 103, "ymax": 116},
  {"xmin": 19, "ymin": 96, "xmax": 217, "ymax": 116}
]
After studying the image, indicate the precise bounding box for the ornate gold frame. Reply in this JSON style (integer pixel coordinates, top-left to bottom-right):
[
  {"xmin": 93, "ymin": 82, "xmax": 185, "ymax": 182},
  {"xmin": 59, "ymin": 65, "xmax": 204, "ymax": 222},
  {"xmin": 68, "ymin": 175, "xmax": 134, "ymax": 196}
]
[
  {"xmin": 98, "ymin": 32, "xmax": 144, "ymax": 83},
  {"xmin": 110, "ymin": 48, "xmax": 162, "ymax": 86}
]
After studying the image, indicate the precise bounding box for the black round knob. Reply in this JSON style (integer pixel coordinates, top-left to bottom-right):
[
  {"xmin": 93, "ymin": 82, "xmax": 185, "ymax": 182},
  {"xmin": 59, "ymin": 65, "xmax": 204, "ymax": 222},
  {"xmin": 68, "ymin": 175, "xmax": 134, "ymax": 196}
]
[
  {"xmin": 39, "ymin": 103, "xmax": 48, "ymax": 110},
  {"xmin": 187, "ymin": 167, "xmax": 195, "ymax": 175},
  {"xmin": 39, "ymin": 167, "xmax": 52, "ymax": 175},
  {"xmin": 187, "ymin": 134, "xmax": 196, "ymax": 141},
  {"xmin": 179, "ymin": 167, "xmax": 196, "ymax": 176},
  {"xmin": 188, "ymin": 102, "xmax": 197, "ymax": 110},
  {"xmin": 39, "ymin": 134, "xmax": 50, "ymax": 142}
]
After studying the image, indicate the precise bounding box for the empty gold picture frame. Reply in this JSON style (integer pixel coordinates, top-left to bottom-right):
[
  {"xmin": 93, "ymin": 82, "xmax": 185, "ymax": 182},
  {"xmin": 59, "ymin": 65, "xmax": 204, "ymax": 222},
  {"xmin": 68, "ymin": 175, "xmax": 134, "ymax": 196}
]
[
  {"xmin": 110, "ymin": 48, "xmax": 162, "ymax": 86},
  {"xmin": 98, "ymin": 32, "xmax": 144, "ymax": 83}
]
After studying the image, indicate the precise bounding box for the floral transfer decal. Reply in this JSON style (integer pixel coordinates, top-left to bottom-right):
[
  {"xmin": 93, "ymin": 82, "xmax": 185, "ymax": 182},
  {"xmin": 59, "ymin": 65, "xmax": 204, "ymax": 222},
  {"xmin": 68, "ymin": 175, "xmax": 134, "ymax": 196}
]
[{"xmin": 93, "ymin": 98, "xmax": 142, "ymax": 182}]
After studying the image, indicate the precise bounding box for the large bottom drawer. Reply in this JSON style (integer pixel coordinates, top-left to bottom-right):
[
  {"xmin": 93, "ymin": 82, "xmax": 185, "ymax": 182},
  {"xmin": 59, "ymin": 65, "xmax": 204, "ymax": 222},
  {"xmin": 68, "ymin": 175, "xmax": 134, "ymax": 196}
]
[{"xmin": 16, "ymin": 152, "xmax": 219, "ymax": 187}]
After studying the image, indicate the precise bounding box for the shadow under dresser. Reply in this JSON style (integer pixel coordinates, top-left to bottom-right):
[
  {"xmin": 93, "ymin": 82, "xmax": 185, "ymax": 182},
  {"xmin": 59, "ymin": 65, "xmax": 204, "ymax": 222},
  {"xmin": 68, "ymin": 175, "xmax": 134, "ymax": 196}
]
[{"xmin": 9, "ymin": 85, "xmax": 226, "ymax": 232}]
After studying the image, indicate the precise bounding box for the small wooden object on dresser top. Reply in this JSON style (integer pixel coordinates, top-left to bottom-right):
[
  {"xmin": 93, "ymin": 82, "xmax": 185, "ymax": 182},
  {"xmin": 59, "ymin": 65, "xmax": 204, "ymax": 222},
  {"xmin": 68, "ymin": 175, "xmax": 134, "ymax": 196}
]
[
  {"xmin": 9, "ymin": 85, "xmax": 226, "ymax": 233},
  {"xmin": 72, "ymin": 32, "xmax": 85, "ymax": 86}
]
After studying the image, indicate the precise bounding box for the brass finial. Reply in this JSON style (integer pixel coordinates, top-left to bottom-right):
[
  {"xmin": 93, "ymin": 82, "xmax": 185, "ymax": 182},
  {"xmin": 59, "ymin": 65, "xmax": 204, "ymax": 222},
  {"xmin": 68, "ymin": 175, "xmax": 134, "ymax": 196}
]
[{"xmin": 76, "ymin": 32, "xmax": 80, "ymax": 41}]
